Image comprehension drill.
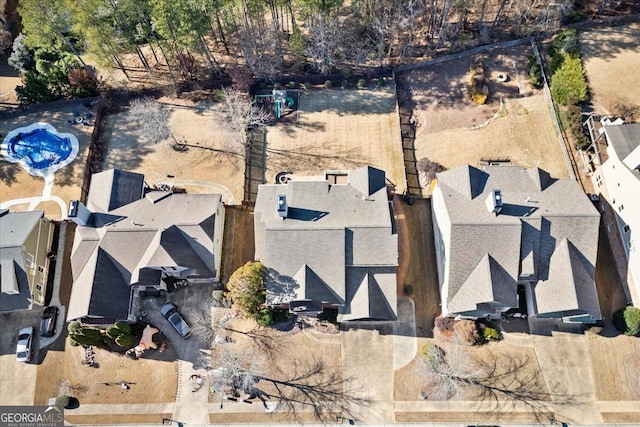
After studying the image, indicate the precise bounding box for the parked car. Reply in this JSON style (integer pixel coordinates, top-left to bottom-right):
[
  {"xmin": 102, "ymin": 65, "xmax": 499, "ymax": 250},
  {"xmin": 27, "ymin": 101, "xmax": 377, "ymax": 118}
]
[
  {"xmin": 40, "ymin": 306, "xmax": 59, "ymax": 337},
  {"xmin": 16, "ymin": 326, "xmax": 34, "ymax": 362},
  {"xmin": 160, "ymin": 302, "xmax": 191, "ymax": 338}
]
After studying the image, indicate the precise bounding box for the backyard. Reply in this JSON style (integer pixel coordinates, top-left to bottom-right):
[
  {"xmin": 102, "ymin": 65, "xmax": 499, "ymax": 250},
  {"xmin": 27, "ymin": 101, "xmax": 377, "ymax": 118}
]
[
  {"xmin": 580, "ymin": 22, "xmax": 640, "ymax": 117},
  {"xmin": 397, "ymin": 44, "xmax": 570, "ymax": 195},
  {"xmin": 263, "ymin": 84, "xmax": 406, "ymax": 194}
]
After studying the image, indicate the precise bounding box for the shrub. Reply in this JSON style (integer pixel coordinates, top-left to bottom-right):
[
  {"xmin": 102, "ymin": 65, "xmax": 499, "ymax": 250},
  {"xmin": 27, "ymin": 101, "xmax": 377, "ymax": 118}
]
[
  {"xmin": 303, "ymin": 82, "xmax": 311, "ymax": 90},
  {"xmin": 550, "ymin": 53, "xmax": 588, "ymax": 106},
  {"xmin": 106, "ymin": 321, "xmax": 137, "ymax": 348},
  {"xmin": 288, "ymin": 81, "xmax": 296, "ymax": 89},
  {"xmin": 341, "ymin": 80, "xmax": 349, "ymax": 89},
  {"xmin": 226, "ymin": 261, "xmax": 266, "ymax": 319},
  {"xmin": 69, "ymin": 326, "xmax": 105, "ymax": 347},
  {"xmin": 613, "ymin": 306, "xmax": 640, "ymax": 336},
  {"xmin": 324, "ymin": 80, "xmax": 332, "ymax": 88},
  {"xmin": 403, "ymin": 284, "xmax": 414, "ymax": 296},
  {"xmin": 482, "ymin": 326, "xmax": 500, "ymax": 341},
  {"xmin": 434, "ymin": 316, "xmax": 455, "ymax": 334},
  {"xmin": 377, "ymin": 77, "xmax": 386, "ymax": 87},
  {"xmin": 469, "ymin": 61, "xmax": 488, "ymax": 105},
  {"xmin": 527, "ymin": 55, "xmax": 543, "ymax": 89},
  {"xmin": 256, "ymin": 308, "xmax": 272, "ymax": 327},
  {"xmin": 454, "ymin": 320, "xmax": 480, "ymax": 345},
  {"xmin": 357, "ymin": 78, "xmax": 366, "ymax": 88}
]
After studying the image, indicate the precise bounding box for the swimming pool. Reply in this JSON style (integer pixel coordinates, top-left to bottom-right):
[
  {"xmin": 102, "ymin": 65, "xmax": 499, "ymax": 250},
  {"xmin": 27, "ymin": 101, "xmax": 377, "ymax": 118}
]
[{"xmin": 1, "ymin": 123, "xmax": 79, "ymax": 177}]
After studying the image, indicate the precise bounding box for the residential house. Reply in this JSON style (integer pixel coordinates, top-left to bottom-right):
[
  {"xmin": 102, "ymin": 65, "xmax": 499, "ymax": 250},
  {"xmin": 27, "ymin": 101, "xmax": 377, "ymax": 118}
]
[
  {"xmin": 67, "ymin": 169, "xmax": 224, "ymax": 324},
  {"xmin": 432, "ymin": 164, "xmax": 601, "ymax": 324},
  {"xmin": 254, "ymin": 166, "xmax": 398, "ymax": 321},
  {"xmin": 597, "ymin": 123, "xmax": 640, "ymax": 305},
  {"xmin": 0, "ymin": 209, "xmax": 55, "ymax": 311}
]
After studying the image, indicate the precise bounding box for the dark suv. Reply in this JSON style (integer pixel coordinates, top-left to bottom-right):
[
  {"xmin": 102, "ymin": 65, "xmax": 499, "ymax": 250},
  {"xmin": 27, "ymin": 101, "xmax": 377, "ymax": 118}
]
[{"xmin": 40, "ymin": 306, "xmax": 59, "ymax": 337}]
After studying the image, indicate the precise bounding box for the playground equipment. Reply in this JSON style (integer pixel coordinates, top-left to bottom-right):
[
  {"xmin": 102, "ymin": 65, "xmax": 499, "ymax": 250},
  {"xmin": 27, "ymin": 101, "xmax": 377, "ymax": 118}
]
[{"xmin": 254, "ymin": 89, "xmax": 295, "ymax": 119}]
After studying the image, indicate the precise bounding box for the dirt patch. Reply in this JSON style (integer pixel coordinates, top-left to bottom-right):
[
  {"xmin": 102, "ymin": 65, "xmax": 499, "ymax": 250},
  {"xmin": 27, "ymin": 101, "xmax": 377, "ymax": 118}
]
[
  {"xmin": 580, "ymin": 22, "xmax": 640, "ymax": 116},
  {"xmin": 99, "ymin": 98, "xmax": 243, "ymax": 203},
  {"xmin": 65, "ymin": 414, "xmax": 172, "ymax": 425},
  {"xmin": 34, "ymin": 339, "xmax": 177, "ymax": 406},
  {"xmin": 396, "ymin": 198, "xmax": 441, "ymax": 337},
  {"xmin": 398, "ymin": 45, "xmax": 569, "ymax": 191},
  {"xmin": 264, "ymin": 87, "xmax": 406, "ymax": 194},
  {"xmin": 220, "ymin": 206, "xmax": 255, "ymax": 284}
]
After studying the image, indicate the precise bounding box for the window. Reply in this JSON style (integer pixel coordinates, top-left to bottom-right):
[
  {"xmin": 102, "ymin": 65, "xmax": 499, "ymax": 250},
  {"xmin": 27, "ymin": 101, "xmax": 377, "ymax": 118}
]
[
  {"xmin": 595, "ymin": 175, "xmax": 602, "ymax": 187},
  {"xmin": 36, "ymin": 283, "xmax": 42, "ymax": 291},
  {"xmin": 25, "ymin": 253, "xmax": 34, "ymax": 267},
  {"xmin": 37, "ymin": 265, "xmax": 45, "ymax": 273},
  {"xmin": 618, "ymin": 205, "xmax": 625, "ymax": 212},
  {"xmin": 617, "ymin": 182, "xmax": 621, "ymax": 187},
  {"xmin": 628, "ymin": 240, "xmax": 635, "ymax": 251},
  {"xmin": 624, "ymin": 225, "xmax": 631, "ymax": 233}
]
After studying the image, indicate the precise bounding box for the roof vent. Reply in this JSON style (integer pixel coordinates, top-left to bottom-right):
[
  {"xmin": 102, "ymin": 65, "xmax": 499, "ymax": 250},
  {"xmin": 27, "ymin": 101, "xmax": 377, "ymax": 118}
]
[
  {"xmin": 277, "ymin": 195, "xmax": 288, "ymax": 219},
  {"xmin": 485, "ymin": 189, "xmax": 503, "ymax": 215}
]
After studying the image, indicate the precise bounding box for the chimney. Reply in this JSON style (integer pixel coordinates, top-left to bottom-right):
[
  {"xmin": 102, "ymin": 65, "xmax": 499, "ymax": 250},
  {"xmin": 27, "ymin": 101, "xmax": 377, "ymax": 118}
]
[
  {"xmin": 277, "ymin": 195, "xmax": 288, "ymax": 220},
  {"xmin": 485, "ymin": 189, "xmax": 503, "ymax": 216},
  {"xmin": 68, "ymin": 200, "xmax": 92, "ymax": 226}
]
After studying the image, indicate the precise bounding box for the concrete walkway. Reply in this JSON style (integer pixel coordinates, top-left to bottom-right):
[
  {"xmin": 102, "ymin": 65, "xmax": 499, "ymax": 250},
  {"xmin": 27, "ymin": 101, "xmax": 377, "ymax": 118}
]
[{"xmin": 0, "ymin": 172, "xmax": 68, "ymax": 220}]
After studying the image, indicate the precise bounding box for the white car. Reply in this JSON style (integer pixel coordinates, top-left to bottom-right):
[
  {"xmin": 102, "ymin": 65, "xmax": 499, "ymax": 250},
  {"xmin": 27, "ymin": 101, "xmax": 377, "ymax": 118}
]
[{"xmin": 16, "ymin": 326, "xmax": 34, "ymax": 363}]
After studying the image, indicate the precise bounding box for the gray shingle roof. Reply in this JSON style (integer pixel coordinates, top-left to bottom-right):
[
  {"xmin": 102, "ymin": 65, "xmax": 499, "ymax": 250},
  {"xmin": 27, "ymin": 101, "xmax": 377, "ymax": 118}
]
[
  {"xmin": 0, "ymin": 210, "xmax": 43, "ymax": 248},
  {"xmin": 255, "ymin": 166, "xmax": 398, "ymax": 320},
  {"xmin": 87, "ymin": 169, "xmax": 145, "ymax": 212},
  {"xmin": 69, "ymin": 170, "xmax": 222, "ymax": 321},
  {"xmin": 436, "ymin": 165, "xmax": 601, "ymax": 319},
  {"xmin": 604, "ymin": 123, "xmax": 640, "ymax": 165}
]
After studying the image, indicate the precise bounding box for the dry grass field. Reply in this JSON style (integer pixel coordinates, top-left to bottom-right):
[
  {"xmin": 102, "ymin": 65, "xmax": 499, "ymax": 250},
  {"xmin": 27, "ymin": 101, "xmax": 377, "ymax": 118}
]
[
  {"xmin": 100, "ymin": 97, "xmax": 243, "ymax": 203},
  {"xmin": 0, "ymin": 100, "xmax": 94, "ymax": 219},
  {"xmin": 580, "ymin": 22, "xmax": 640, "ymax": 116},
  {"xmin": 398, "ymin": 44, "xmax": 570, "ymax": 192},
  {"xmin": 33, "ymin": 339, "xmax": 177, "ymax": 406},
  {"xmin": 264, "ymin": 86, "xmax": 406, "ymax": 193},
  {"xmin": 588, "ymin": 333, "xmax": 640, "ymax": 401}
]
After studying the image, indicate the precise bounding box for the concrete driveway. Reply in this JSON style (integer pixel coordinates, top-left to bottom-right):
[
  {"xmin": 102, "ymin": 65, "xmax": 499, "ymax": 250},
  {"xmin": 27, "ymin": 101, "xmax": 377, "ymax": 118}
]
[
  {"xmin": 0, "ymin": 309, "xmax": 43, "ymax": 405},
  {"xmin": 138, "ymin": 282, "xmax": 214, "ymax": 367}
]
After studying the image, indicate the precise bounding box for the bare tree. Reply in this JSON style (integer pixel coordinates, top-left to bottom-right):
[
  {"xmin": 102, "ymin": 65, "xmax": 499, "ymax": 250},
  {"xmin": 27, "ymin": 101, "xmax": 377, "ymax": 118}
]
[
  {"xmin": 419, "ymin": 341, "xmax": 561, "ymax": 423},
  {"xmin": 305, "ymin": 15, "xmax": 344, "ymax": 74},
  {"xmin": 218, "ymin": 88, "xmax": 271, "ymax": 149},
  {"xmin": 209, "ymin": 345, "xmax": 370, "ymax": 421},
  {"xmin": 128, "ymin": 97, "xmax": 174, "ymax": 145}
]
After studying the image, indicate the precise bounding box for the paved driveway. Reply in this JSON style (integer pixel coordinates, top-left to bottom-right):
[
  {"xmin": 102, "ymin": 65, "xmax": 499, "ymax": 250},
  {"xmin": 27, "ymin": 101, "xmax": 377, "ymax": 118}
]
[{"xmin": 0, "ymin": 309, "xmax": 44, "ymax": 405}]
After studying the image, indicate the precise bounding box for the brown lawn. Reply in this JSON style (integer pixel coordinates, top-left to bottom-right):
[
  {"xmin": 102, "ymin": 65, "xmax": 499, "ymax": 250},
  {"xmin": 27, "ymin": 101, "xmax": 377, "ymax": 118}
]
[
  {"xmin": 588, "ymin": 333, "xmax": 640, "ymax": 401},
  {"xmin": 580, "ymin": 22, "xmax": 640, "ymax": 116},
  {"xmin": 398, "ymin": 44, "xmax": 570, "ymax": 193},
  {"xmin": 264, "ymin": 86, "xmax": 406, "ymax": 194},
  {"xmin": 220, "ymin": 205, "xmax": 255, "ymax": 284},
  {"xmin": 34, "ymin": 339, "xmax": 177, "ymax": 406},
  {"xmin": 64, "ymin": 414, "xmax": 172, "ymax": 425},
  {"xmin": 99, "ymin": 97, "xmax": 243, "ymax": 204}
]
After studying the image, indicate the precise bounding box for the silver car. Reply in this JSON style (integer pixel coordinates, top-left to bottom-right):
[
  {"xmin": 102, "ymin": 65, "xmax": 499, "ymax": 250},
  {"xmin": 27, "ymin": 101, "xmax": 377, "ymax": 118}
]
[
  {"xmin": 16, "ymin": 326, "xmax": 34, "ymax": 362},
  {"xmin": 160, "ymin": 302, "xmax": 191, "ymax": 338}
]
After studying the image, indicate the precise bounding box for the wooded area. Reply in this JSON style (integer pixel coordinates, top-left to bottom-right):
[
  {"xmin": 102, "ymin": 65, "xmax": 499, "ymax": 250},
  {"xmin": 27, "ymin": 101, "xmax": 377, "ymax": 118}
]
[{"xmin": 3, "ymin": 0, "xmax": 637, "ymax": 95}]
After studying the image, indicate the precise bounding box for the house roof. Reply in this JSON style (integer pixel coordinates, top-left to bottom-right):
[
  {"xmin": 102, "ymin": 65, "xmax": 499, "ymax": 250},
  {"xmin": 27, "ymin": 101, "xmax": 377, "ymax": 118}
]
[
  {"xmin": 68, "ymin": 170, "xmax": 221, "ymax": 321},
  {"xmin": 436, "ymin": 165, "xmax": 600, "ymax": 318},
  {"xmin": 86, "ymin": 169, "xmax": 145, "ymax": 212},
  {"xmin": 255, "ymin": 166, "xmax": 398, "ymax": 321},
  {"xmin": 0, "ymin": 210, "xmax": 43, "ymax": 248},
  {"xmin": 604, "ymin": 123, "xmax": 640, "ymax": 170},
  {"xmin": 0, "ymin": 211, "xmax": 44, "ymax": 307}
]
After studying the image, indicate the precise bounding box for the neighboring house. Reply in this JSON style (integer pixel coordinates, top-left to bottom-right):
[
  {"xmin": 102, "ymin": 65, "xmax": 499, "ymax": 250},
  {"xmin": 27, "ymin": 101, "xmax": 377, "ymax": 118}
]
[
  {"xmin": 67, "ymin": 169, "xmax": 224, "ymax": 324},
  {"xmin": 597, "ymin": 123, "xmax": 640, "ymax": 306},
  {"xmin": 432, "ymin": 164, "xmax": 601, "ymax": 324},
  {"xmin": 254, "ymin": 166, "xmax": 398, "ymax": 321},
  {"xmin": 0, "ymin": 209, "xmax": 55, "ymax": 311}
]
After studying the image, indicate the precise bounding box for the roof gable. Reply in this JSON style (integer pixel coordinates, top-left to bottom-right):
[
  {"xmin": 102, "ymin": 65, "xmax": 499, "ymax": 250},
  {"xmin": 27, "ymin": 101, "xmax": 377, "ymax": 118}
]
[{"xmin": 87, "ymin": 169, "xmax": 145, "ymax": 212}]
